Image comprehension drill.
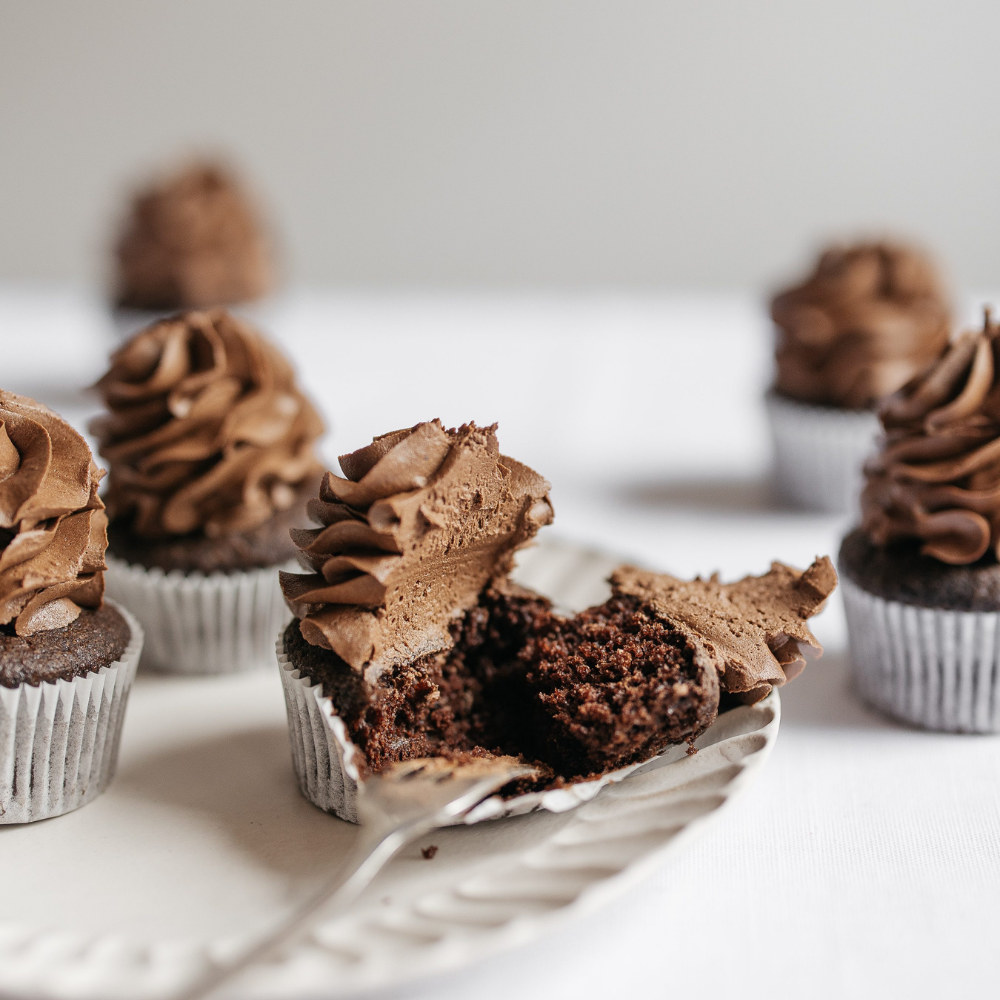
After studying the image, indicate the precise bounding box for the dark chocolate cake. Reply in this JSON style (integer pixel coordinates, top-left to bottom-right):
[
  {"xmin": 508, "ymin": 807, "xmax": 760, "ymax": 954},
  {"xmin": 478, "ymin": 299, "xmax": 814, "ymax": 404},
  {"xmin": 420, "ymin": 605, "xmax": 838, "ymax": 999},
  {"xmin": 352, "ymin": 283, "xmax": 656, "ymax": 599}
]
[
  {"xmin": 0, "ymin": 605, "xmax": 131, "ymax": 687},
  {"xmin": 840, "ymin": 529, "xmax": 1000, "ymax": 611},
  {"xmin": 283, "ymin": 584, "xmax": 718, "ymax": 786}
]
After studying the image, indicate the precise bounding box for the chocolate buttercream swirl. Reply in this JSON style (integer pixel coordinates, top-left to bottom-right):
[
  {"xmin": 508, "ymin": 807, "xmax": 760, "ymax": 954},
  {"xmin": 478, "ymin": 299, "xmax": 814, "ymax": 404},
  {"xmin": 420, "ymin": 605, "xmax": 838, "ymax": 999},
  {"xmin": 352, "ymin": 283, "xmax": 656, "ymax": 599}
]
[
  {"xmin": 115, "ymin": 162, "xmax": 273, "ymax": 310},
  {"xmin": 0, "ymin": 391, "xmax": 108, "ymax": 636},
  {"xmin": 861, "ymin": 311, "xmax": 1000, "ymax": 564},
  {"xmin": 280, "ymin": 421, "xmax": 554, "ymax": 680},
  {"xmin": 92, "ymin": 309, "xmax": 324, "ymax": 540},
  {"xmin": 771, "ymin": 241, "xmax": 950, "ymax": 408}
]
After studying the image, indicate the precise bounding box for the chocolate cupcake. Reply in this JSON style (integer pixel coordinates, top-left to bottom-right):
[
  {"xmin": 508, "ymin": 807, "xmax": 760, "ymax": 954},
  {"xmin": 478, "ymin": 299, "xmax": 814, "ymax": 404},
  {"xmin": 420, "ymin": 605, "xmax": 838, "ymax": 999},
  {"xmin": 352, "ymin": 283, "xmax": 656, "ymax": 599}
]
[
  {"xmin": 112, "ymin": 161, "xmax": 274, "ymax": 338},
  {"xmin": 92, "ymin": 309, "xmax": 324, "ymax": 674},
  {"xmin": 767, "ymin": 240, "xmax": 950, "ymax": 513},
  {"xmin": 277, "ymin": 421, "xmax": 836, "ymax": 822},
  {"xmin": 0, "ymin": 391, "xmax": 143, "ymax": 823},
  {"xmin": 841, "ymin": 310, "xmax": 1000, "ymax": 731}
]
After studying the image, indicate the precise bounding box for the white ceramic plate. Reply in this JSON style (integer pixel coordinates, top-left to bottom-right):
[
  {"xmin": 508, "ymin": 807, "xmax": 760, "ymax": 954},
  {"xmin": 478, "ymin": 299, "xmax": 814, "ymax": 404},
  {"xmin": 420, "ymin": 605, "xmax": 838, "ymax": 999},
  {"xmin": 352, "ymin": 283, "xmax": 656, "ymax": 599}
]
[{"xmin": 0, "ymin": 538, "xmax": 779, "ymax": 1000}]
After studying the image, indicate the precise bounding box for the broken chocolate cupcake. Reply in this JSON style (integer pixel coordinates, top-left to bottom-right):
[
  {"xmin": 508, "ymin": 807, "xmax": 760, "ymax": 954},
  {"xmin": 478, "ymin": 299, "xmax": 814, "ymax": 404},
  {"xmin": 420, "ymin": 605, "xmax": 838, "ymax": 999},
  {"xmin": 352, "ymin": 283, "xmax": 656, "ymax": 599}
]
[{"xmin": 279, "ymin": 422, "xmax": 836, "ymax": 821}]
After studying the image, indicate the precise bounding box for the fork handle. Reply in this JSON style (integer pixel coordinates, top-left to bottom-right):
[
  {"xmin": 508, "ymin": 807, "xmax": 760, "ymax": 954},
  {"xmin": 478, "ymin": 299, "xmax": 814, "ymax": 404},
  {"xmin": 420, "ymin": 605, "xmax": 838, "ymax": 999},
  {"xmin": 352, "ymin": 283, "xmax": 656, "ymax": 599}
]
[{"xmin": 176, "ymin": 819, "xmax": 412, "ymax": 1000}]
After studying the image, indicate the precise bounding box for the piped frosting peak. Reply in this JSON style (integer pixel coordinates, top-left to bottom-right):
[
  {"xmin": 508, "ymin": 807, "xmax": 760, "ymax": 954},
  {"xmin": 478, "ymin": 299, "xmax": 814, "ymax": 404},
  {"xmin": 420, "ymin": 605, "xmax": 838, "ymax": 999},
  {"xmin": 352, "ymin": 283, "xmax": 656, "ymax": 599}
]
[
  {"xmin": 92, "ymin": 309, "xmax": 324, "ymax": 539},
  {"xmin": 281, "ymin": 421, "xmax": 553, "ymax": 679},
  {"xmin": 0, "ymin": 391, "xmax": 108, "ymax": 636},
  {"xmin": 862, "ymin": 309, "xmax": 1000, "ymax": 564}
]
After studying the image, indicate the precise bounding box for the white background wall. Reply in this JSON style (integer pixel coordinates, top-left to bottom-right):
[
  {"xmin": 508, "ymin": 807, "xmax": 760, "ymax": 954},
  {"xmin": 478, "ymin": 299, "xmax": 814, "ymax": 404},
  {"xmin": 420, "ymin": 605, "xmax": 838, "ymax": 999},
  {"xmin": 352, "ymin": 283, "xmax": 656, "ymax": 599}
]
[{"xmin": 2, "ymin": 0, "xmax": 998, "ymax": 292}]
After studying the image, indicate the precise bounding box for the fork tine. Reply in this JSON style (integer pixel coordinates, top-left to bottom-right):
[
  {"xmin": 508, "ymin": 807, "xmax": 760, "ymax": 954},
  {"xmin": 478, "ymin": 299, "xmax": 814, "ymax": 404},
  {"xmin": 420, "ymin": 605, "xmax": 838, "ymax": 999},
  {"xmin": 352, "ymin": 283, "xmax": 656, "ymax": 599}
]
[
  {"xmin": 359, "ymin": 756, "xmax": 539, "ymax": 827},
  {"xmin": 380, "ymin": 754, "xmax": 530, "ymax": 783},
  {"xmin": 433, "ymin": 763, "xmax": 539, "ymax": 820}
]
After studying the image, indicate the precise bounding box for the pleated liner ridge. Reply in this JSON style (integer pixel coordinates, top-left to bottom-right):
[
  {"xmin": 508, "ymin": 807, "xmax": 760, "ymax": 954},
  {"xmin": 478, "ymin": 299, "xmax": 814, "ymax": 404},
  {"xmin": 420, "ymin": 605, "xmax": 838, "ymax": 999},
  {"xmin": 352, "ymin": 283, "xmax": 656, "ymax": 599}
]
[
  {"xmin": 841, "ymin": 574, "xmax": 1000, "ymax": 733},
  {"xmin": 766, "ymin": 391, "xmax": 879, "ymax": 515},
  {"xmin": 105, "ymin": 556, "xmax": 291, "ymax": 674},
  {"xmin": 277, "ymin": 635, "xmax": 362, "ymax": 824},
  {"xmin": 0, "ymin": 602, "xmax": 143, "ymax": 824}
]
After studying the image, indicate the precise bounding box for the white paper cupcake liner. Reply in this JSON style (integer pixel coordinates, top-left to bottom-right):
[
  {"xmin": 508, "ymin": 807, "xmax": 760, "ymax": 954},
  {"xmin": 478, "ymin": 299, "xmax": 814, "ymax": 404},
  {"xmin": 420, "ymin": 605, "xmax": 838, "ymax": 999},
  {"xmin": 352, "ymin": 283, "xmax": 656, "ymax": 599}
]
[
  {"xmin": 276, "ymin": 630, "xmax": 766, "ymax": 825},
  {"xmin": 766, "ymin": 391, "xmax": 880, "ymax": 514},
  {"xmin": 841, "ymin": 574, "xmax": 1000, "ymax": 733},
  {"xmin": 106, "ymin": 556, "xmax": 291, "ymax": 675},
  {"xmin": 277, "ymin": 635, "xmax": 364, "ymax": 824},
  {"xmin": 0, "ymin": 601, "xmax": 143, "ymax": 824}
]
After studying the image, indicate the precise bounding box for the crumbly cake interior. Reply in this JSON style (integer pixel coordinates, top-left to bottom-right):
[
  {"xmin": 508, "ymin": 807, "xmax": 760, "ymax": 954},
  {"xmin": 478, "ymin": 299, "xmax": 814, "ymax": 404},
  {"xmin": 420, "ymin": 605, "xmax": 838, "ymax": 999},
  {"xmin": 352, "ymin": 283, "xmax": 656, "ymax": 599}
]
[{"xmin": 284, "ymin": 585, "xmax": 718, "ymax": 788}]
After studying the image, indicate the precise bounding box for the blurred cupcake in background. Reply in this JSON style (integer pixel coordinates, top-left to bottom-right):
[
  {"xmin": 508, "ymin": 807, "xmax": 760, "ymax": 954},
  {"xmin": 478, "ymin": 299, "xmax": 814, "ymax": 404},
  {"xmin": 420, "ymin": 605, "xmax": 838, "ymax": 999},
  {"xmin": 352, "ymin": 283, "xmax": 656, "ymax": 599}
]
[
  {"xmin": 112, "ymin": 160, "xmax": 275, "ymax": 338},
  {"xmin": 91, "ymin": 308, "xmax": 324, "ymax": 674},
  {"xmin": 766, "ymin": 240, "xmax": 951, "ymax": 513},
  {"xmin": 840, "ymin": 309, "xmax": 1000, "ymax": 732}
]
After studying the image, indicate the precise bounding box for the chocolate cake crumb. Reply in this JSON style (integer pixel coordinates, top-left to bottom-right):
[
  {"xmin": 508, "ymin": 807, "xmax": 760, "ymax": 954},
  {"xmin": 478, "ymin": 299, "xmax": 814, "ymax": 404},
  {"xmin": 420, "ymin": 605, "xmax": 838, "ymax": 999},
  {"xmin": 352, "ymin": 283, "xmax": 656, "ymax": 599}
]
[
  {"xmin": 0, "ymin": 605, "xmax": 131, "ymax": 687},
  {"xmin": 421, "ymin": 845, "xmax": 438, "ymax": 860},
  {"xmin": 521, "ymin": 596, "xmax": 717, "ymax": 774},
  {"xmin": 284, "ymin": 585, "xmax": 719, "ymax": 790}
]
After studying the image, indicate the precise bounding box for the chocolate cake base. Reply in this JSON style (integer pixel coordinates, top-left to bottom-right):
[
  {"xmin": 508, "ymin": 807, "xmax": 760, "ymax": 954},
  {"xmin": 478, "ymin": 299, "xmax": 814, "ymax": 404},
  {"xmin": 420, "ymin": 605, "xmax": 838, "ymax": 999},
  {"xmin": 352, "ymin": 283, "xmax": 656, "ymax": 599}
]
[
  {"xmin": 839, "ymin": 528, "xmax": 1000, "ymax": 611},
  {"xmin": 0, "ymin": 604, "xmax": 131, "ymax": 688},
  {"xmin": 283, "ymin": 585, "xmax": 719, "ymax": 789},
  {"xmin": 107, "ymin": 476, "xmax": 319, "ymax": 574}
]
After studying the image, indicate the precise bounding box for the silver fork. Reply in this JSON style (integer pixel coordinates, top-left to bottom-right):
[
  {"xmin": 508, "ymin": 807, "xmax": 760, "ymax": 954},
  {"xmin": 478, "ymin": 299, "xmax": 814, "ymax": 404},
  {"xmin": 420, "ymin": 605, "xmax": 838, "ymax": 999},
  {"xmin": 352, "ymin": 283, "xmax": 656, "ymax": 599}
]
[{"xmin": 176, "ymin": 755, "xmax": 535, "ymax": 1000}]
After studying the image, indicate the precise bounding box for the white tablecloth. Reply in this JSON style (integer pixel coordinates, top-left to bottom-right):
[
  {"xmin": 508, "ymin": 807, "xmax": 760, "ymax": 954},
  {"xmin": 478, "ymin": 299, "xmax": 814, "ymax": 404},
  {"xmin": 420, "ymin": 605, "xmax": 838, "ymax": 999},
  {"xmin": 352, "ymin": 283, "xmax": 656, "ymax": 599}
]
[{"xmin": 2, "ymin": 287, "xmax": 998, "ymax": 1000}]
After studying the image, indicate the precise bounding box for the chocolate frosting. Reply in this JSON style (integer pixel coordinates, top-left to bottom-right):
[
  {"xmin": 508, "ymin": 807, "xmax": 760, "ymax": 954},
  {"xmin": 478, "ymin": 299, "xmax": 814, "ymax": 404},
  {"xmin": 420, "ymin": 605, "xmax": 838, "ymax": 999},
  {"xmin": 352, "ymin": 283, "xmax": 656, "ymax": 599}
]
[
  {"xmin": 611, "ymin": 557, "xmax": 837, "ymax": 703},
  {"xmin": 92, "ymin": 309, "xmax": 324, "ymax": 540},
  {"xmin": 115, "ymin": 162, "xmax": 273, "ymax": 310},
  {"xmin": 281, "ymin": 421, "xmax": 553, "ymax": 681},
  {"xmin": 771, "ymin": 241, "xmax": 950, "ymax": 408},
  {"xmin": 0, "ymin": 392, "xmax": 108, "ymax": 636},
  {"xmin": 861, "ymin": 311, "xmax": 1000, "ymax": 564}
]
